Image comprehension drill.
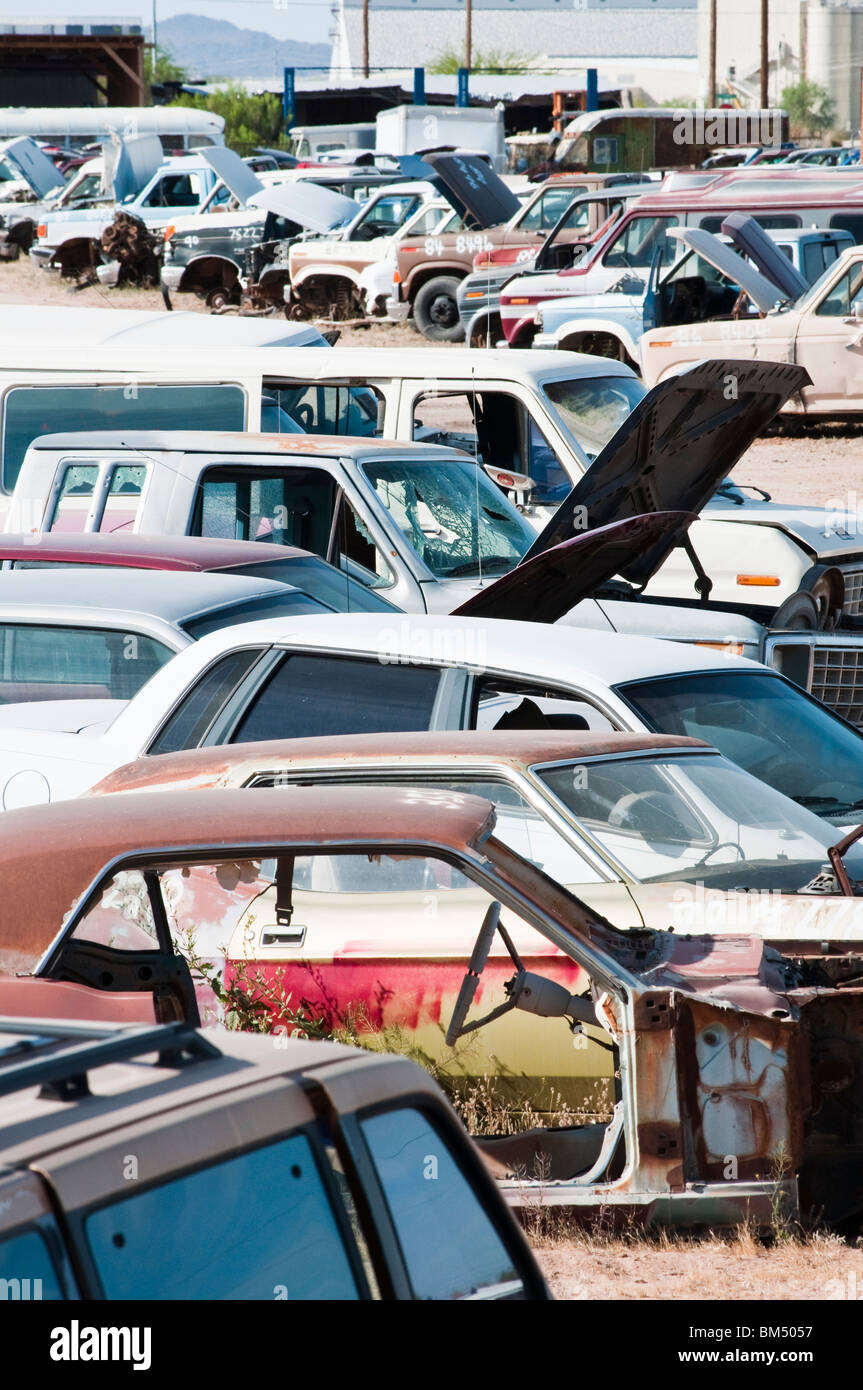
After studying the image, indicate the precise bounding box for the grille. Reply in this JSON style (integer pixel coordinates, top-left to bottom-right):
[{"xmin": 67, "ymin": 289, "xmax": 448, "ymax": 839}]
[
  {"xmin": 842, "ymin": 566, "xmax": 863, "ymax": 616},
  {"xmin": 811, "ymin": 644, "xmax": 863, "ymax": 727}
]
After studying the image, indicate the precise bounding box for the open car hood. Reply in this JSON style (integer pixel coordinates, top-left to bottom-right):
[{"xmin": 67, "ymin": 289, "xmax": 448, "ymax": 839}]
[
  {"xmin": 665, "ymin": 227, "xmax": 786, "ymax": 313},
  {"xmin": 397, "ymin": 152, "xmax": 520, "ymax": 229},
  {"xmin": 0, "ymin": 138, "xmax": 65, "ymax": 200},
  {"xmin": 452, "ymin": 512, "xmax": 694, "ymax": 620},
  {"xmin": 106, "ymin": 134, "xmax": 165, "ymax": 205},
  {"xmin": 522, "ymin": 358, "xmax": 811, "ymax": 587},
  {"xmin": 721, "ymin": 212, "xmax": 810, "ymax": 301},
  {"xmin": 247, "ymin": 181, "xmax": 361, "ymax": 231},
  {"xmin": 201, "ymin": 145, "xmax": 265, "ymax": 205}
]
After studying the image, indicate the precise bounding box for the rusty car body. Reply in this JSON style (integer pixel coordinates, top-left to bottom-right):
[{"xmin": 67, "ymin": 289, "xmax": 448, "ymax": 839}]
[{"xmin": 3, "ymin": 782, "xmax": 863, "ymax": 1226}]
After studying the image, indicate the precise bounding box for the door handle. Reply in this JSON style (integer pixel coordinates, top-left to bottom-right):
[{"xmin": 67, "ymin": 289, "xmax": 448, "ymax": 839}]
[{"xmin": 260, "ymin": 925, "xmax": 307, "ymax": 948}]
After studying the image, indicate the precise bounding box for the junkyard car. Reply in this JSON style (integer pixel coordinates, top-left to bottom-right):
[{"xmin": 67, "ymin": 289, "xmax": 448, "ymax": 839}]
[
  {"xmin": 0, "ymin": 568, "xmax": 389, "ymax": 720},
  {"xmin": 0, "ymin": 1015, "xmax": 548, "ymax": 1298},
  {"xmin": 531, "ymin": 222, "xmax": 855, "ymax": 368},
  {"xmin": 1, "ymin": 612, "xmax": 863, "ymax": 825},
  {"xmin": 3, "ymin": 783, "xmax": 863, "ymax": 1227},
  {"xmin": 15, "ymin": 361, "xmax": 863, "ymax": 728},
  {"xmin": 642, "ymin": 236, "xmax": 863, "ymax": 412}
]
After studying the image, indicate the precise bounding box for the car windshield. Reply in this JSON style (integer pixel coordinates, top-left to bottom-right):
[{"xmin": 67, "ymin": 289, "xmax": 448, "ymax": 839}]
[
  {"xmin": 619, "ymin": 670, "xmax": 863, "ymax": 826},
  {"xmin": 360, "ymin": 457, "xmax": 533, "ymax": 578},
  {"xmin": 542, "ymin": 375, "xmax": 646, "ymax": 461},
  {"xmin": 538, "ymin": 752, "xmax": 863, "ymax": 891}
]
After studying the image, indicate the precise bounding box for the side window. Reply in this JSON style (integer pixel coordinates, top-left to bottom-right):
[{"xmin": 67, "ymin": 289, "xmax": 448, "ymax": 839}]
[
  {"xmin": 141, "ymin": 173, "xmax": 201, "ymax": 208},
  {"xmin": 602, "ymin": 216, "xmax": 678, "ymax": 269},
  {"xmin": 3, "ymin": 384, "xmax": 246, "ymax": 493},
  {"xmin": 193, "ymin": 466, "xmax": 338, "ymax": 554},
  {"xmin": 830, "ymin": 213, "xmax": 863, "ymax": 242},
  {"xmin": 362, "ymin": 1107, "xmax": 523, "ymax": 1300},
  {"xmin": 520, "ymin": 185, "xmax": 584, "ymax": 232},
  {"xmin": 408, "ymin": 205, "xmax": 448, "ymax": 236},
  {"xmin": 98, "ymin": 464, "xmax": 146, "ymax": 534},
  {"xmin": 48, "ymin": 463, "xmax": 99, "ymax": 533},
  {"xmin": 265, "ymin": 382, "xmax": 382, "ymax": 437},
  {"xmin": 816, "ymin": 265, "xmax": 863, "ymax": 317},
  {"xmin": 86, "ymin": 1132, "xmax": 361, "ymax": 1300},
  {"xmin": 333, "ymin": 496, "xmax": 395, "ymax": 590},
  {"xmin": 472, "ymin": 678, "xmax": 615, "ymax": 733},
  {"xmin": 147, "ymin": 646, "xmax": 267, "ymax": 754},
  {"xmin": 0, "ymin": 1226, "xmax": 67, "ymax": 1300},
  {"xmin": 352, "ymin": 194, "xmax": 419, "ymax": 240},
  {"xmin": 411, "ymin": 391, "xmax": 568, "ymax": 507},
  {"xmin": 229, "ymin": 654, "xmax": 442, "ymax": 743}
]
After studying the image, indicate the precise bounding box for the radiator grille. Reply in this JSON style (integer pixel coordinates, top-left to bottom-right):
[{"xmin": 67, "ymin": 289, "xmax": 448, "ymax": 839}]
[
  {"xmin": 841, "ymin": 567, "xmax": 863, "ymax": 616},
  {"xmin": 811, "ymin": 644, "xmax": 863, "ymax": 727}
]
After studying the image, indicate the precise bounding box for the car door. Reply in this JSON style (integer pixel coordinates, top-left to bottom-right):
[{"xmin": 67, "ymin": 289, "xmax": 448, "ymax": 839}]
[{"xmin": 793, "ymin": 256, "xmax": 863, "ymax": 410}]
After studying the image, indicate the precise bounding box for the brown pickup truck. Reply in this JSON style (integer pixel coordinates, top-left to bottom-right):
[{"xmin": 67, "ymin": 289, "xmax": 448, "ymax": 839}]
[{"xmin": 386, "ymin": 172, "xmax": 643, "ymax": 341}]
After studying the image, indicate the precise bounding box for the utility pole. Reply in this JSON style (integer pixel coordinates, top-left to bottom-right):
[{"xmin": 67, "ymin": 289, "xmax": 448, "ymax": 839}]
[
  {"xmin": 465, "ymin": 0, "xmax": 472, "ymax": 70},
  {"xmin": 152, "ymin": 0, "xmax": 157, "ymax": 80},
  {"xmin": 363, "ymin": 0, "xmax": 369, "ymax": 78},
  {"xmin": 760, "ymin": 0, "xmax": 769, "ymax": 107},
  {"xmin": 708, "ymin": 0, "xmax": 716, "ymax": 105}
]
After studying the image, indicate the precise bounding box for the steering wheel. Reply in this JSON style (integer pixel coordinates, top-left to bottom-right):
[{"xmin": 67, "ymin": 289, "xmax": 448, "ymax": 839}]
[
  {"xmin": 694, "ymin": 840, "xmax": 745, "ymax": 869},
  {"xmin": 446, "ymin": 900, "xmax": 534, "ymax": 1048},
  {"xmin": 607, "ymin": 789, "xmax": 688, "ymax": 835}
]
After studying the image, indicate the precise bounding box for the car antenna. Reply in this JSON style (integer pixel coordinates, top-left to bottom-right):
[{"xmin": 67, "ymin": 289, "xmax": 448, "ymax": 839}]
[{"xmin": 473, "ymin": 364, "xmax": 483, "ymax": 589}]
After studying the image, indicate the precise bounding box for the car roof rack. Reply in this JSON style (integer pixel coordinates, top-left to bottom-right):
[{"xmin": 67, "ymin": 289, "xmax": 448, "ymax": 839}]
[{"xmin": 0, "ymin": 1017, "xmax": 222, "ymax": 1103}]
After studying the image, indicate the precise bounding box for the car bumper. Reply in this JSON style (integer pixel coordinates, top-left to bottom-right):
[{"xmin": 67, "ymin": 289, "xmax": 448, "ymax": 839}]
[
  {"xmin": 29, "ymin": 245, "xmax": 52, "ymax": 266},
  {"xmin": 385, "ymin": 296, "xmax": 410, "ymax": 322},
  {"xmin": 161, "ymin": 265, "xmax": 184, "ymax": 291},
  {"xmin": 532, "ymin": 332, "xmax": 560, "ymax": 350}
]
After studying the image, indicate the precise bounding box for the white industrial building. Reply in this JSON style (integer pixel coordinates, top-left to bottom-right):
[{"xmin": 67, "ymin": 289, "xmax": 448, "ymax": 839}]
[{"xmin": 330, "ymin": 0, "xmax": 699, "ymax": 103}]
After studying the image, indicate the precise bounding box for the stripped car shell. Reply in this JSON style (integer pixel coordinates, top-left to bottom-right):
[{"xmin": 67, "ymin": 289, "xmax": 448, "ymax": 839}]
[{"xmin": 2, "ymin": 782, "xmax": 861, "ymax": 1226}]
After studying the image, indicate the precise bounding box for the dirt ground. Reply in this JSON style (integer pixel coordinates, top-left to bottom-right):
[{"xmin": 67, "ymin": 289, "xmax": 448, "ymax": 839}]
[
  {"xmin": 536, "ymin": 1230, "xmax": 863, "ymax": 1301},
  {"xmin": 4, "ymin": 255, "xmax": 863, "ymax": 1300}
]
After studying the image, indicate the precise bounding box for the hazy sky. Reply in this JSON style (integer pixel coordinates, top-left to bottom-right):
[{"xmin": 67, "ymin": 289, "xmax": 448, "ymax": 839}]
[{"xmin": 13, "ymin": 3, "xmax": 335, "ymax": 46}]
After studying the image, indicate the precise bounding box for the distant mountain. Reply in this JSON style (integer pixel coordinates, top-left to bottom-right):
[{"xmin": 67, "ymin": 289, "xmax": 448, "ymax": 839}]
[{"xmin": 159, "ymin": 14, "xmax": 331, "ymax": 80}]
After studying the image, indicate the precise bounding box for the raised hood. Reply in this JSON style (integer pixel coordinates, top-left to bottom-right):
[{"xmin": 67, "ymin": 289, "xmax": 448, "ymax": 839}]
[
  {"xmin": 397, "ymin": 152, "xmax": 520, "ymax": 229},
  {"xmin": 452, "ymin": 513, "xmax": 693, "ymax": 621},
  {"xmin": 106, "ymin": 134, "xmax": 165, "ymax": 204},
  {"xmin": 522, "ymin": 358, "xmax": 811, "ymax": 587},
  {"xmin": 665, "ymin": 227, "xmax": 786, "ymax": 314},
  {"xmin": 247, "ymin": 181, "xmax": 360, "ymax": 231},
  {"xmin": 0, "ymin": 138, "xmax": 64, "ymax": 200},
  {"xmin": 721, "ymin": 212, "xmax": 810, "ymax": 301},
  {"xmin": 201, "ymin": 145, "xmax": 265, "ymax": 205}
]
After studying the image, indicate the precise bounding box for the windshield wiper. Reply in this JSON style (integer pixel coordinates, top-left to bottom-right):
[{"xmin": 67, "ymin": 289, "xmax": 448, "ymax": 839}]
[{"xmin": 444, "ymin": 556, "xmax": 514, "ymax": 577}]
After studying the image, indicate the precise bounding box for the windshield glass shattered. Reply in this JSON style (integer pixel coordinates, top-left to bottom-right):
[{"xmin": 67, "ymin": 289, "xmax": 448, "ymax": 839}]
[{"xmin": 361, "ymin": 456, "xmax": 533, "ymax": 578}]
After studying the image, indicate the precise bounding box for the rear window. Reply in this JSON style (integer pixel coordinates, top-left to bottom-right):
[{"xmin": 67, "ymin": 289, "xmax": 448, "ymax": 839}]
[
  {"xmin": 180, "ymin": 590, "xmax": 331, "ymax": 640},
  {"xmin": 0, "ymin": 623, "xmax": 173, "ymax": 702},
  {"xmin": 2, "ymin": 384, "xmax": 246, "ymax": 493}
]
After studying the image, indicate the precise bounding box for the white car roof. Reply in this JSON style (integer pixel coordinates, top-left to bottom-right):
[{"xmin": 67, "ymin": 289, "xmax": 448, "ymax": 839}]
[
  {"xmin": 0, "ymin": 305, "xmax": 324, "ymax": 349},
  {"xmin": 162, "ymin": 611, "xmax": 764, "ymax": 688},
  {"xmin": 29, "ymin": 431, "xmax": 469, "ymax": 463}
]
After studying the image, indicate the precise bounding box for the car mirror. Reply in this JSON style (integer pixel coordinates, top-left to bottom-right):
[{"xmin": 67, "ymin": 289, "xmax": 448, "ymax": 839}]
[{"xmin": 853, "ymin": 298, "xmax": 863, "ymax": 322}]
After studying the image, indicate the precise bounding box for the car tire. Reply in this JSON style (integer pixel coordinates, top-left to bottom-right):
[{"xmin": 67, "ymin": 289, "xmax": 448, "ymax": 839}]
[
  {"xmin": 770, "ymin": 592, "xmax": 821, "ymax": 630},
  {"xmin": 413, "ymin": 277, "xmax": 465, "ymax": 342}
]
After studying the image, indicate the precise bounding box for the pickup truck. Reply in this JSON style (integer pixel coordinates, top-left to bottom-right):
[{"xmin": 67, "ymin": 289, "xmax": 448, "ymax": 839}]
[
  {"xmin": 531, "ymin": 222, "xmax": 855, "ymax": 369},
  {"xmin": 386, "ymin": 175, "xmax": 633, "ymax": 341},
  {"xmin": 11, "ymin": 361, "xmax": 863, "ymax": 728}
]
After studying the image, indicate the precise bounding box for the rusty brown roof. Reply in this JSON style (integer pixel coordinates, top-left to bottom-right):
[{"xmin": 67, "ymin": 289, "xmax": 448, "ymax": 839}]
[
  {"xmin": 0, "ymin": 784, "xmax": 497, "ymax": 965},
  {"xmin": 92, "ymin": 730, "xmax": 707, "ymax": 797}
]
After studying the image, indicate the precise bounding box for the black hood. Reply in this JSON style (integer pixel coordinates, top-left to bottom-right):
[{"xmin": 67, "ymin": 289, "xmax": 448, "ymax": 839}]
[
  {"xmin": 522, "ymin": 358, "xmax": 810, "ymax": 587},
  {"xmin": 397, "ymin": 152, "xmax": 521, "ymax": 229},
  {"xmin": 452, "ymin": 513, "xmax": 693, "ymax": 621}
]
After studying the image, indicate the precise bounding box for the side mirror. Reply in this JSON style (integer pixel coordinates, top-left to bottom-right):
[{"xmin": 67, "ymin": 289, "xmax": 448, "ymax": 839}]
[{"xmin": 853, "ymin": 298, "xmax": 863, "ymax": 322}]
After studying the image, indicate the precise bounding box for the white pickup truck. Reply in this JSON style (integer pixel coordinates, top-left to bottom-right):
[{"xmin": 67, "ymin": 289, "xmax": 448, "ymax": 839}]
[{"xmin": 9, "ymin": 360, "xmax": 863, "ymax": 728}]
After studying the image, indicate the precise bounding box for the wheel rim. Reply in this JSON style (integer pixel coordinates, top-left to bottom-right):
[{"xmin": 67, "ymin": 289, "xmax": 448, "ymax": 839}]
[{"xmin": 429, "ymin": 295, "xmax": 457, "ymax": 328}]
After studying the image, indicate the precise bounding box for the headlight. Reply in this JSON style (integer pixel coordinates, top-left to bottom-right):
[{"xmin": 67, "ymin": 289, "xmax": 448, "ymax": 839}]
[{"xmin": 535, "ymin": 308, "xmax": 544, "ymax": 328}]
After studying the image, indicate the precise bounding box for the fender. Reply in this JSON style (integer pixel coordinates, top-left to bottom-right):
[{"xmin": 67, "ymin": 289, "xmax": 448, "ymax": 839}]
[
  {"xmin": 555, "ymin": 316, "xmax": 641, "ymax": 363},
  {"xmin": 403, "ymin": 260, "xmax": 468, "ymax": 298},
  {"xmin": 178, "ymin": 254, "xmax": 242, "ymax": 292},
  {"xmin": 290, "ymin": 262, "xmax": 364, "ymax": 291}
]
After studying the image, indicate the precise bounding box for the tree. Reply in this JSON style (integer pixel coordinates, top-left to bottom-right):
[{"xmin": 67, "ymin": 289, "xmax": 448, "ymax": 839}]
[
  {"xmin": 170, "ymin": 84, "xmax": 290, "ymax": 155},
  {"xmin": 780, "ymin": 79, "xmax": 837, "ymax": 138},
  {"xmin": 430, "ymin": 47, "xmax": 535, "ymax": 74},
  {"xmin": 150, "ymin": 46, "xmax": 188, "ymax": 86}
]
